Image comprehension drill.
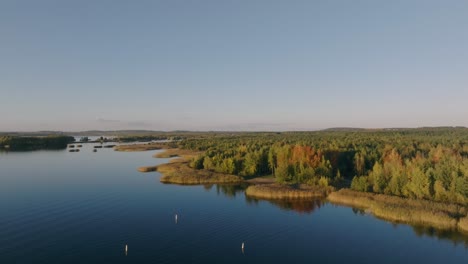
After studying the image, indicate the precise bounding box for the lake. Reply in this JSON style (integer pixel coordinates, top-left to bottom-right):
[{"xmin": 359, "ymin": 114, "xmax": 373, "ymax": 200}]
[{"xmin": 1, "ymin": 143, "xmax": 468, "ymax": 263}]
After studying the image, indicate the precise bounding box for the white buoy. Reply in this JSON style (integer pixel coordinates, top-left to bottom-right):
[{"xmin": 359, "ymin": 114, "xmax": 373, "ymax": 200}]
[
  {"xmin": 175, "ymin": 214, "xmax": 178, "ymax": 224},
  {"xmin": 241, "ymin": 242, "xmax": 244, "ymax": 249},
  {"xmin": 125, "ymin": 244, "xmax": 128, "ymax": 254}
]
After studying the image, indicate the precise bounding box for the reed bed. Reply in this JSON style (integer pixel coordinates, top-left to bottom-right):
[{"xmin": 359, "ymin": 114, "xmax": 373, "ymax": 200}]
[
  {"xmin": 328, "ymin": 189, "xmax": 467, "ymax": 231},
  {"xmin": 458, "ymin": 216, "xmax": 468, "ymax": 233},
  {"xmin": 245, "ymin": 184, "xmax": 332, "ymax": 199}
]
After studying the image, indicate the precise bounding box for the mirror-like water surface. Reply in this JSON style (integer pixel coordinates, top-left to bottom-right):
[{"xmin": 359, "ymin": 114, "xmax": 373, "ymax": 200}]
[{"xmin": 1, "ymin": 144, "xmax": 467, "ymax": 263}]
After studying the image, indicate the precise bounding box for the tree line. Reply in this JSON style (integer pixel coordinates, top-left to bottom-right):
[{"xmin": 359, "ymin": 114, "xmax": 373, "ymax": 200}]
[
  {"xmin": 0, "ymin": 135, "xmax": 75, "ymax": 151},
  {"xmin": 177, "ymin": 128, "xmax": 468, "ymax": 204}
]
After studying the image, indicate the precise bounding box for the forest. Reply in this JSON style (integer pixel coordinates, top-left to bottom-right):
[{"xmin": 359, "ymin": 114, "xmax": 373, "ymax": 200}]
[
  {"xmin": 0, "ymin": 135, "xmax": 75, "ymax": 150},
  {"xmin": 177, "ymin": 128, "xmax": 468, "ymax": 204}
]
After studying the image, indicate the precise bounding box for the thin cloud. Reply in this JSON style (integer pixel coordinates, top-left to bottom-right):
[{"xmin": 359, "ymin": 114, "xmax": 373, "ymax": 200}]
[{"xmin": 96, "ymin": 117, "xmax": 120, "ymax": 123}]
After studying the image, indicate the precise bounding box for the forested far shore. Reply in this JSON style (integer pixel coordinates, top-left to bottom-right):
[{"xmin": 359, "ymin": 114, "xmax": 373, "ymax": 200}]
[
  {"xmin": 175, "ymin": 128, "xmax": 468, "ymax": 205},
  {"xmin": 0, "ymin": 135, "xmax": 75, "ymax": 151},
  {"xmin": 4, "ymin": 128, "xmax": 468, "ymax": 205}
]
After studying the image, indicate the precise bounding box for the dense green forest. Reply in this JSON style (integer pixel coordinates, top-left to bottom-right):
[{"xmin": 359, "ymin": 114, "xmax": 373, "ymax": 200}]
[
  {"xmin": 177, "ymin": 128, "xmax": 468, "ymax": 204},
  {"xmin": 0, "ymin": 135, "xmax": 75, "ymax": 150}
]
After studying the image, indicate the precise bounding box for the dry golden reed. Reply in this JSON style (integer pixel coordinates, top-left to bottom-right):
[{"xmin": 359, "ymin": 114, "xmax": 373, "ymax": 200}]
[
  {"xmin": 246, "ymin": 184, "xmax": 332, "ymax": 199},
  {"xmin": 328, "ymin": 189, "xmax": 467, "ymax": 231}
]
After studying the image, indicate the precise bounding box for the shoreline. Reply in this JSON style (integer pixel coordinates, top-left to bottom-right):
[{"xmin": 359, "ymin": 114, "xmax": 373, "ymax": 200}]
[
  {"xmin": 141, "ymin": 148, "xmax": 243, "ymax": 184},
  {"xmin": 328, "ymin": 189, "xmax": 468, "ymax": 233},
  {"xmin": 132, "ymin": 146, "xmax": 468, "ymax": 234},
  {"xmin": 246, "ymin": 184, "xmax": 333, "ymax": 199}
]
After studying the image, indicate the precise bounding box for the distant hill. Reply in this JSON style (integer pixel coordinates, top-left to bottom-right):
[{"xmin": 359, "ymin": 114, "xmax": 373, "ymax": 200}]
[
  {"xmin": 321, "ymin": 127, "xmax": 373, "ymax": 132},
  {"xmin": 322, "ymin": 126, "xmax": 467, "ymax": 132},
  {"xmin": 1, "ymin": 127, "xmax": 467, "ymax": 136},
  {"xmin": 0, "ymin": 130, "xmax": 166, "ymax": 137}
]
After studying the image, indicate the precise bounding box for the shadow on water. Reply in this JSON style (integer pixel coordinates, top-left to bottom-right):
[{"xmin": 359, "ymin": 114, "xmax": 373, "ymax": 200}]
[
  {"xmin": 246, "ymin": 196, "xmax": 325, "ymax": 214},
  {"xmin": 411, "ymin": 225, "xmax": 468, "ymax": 247},
  {"xmin": 214, "ymin": 183, "xmax": 249, "ymax": 198},
  {"xmin": 206, "ymin": 183, "xmax": 325, "ymax": 214},
  {"xmin": 350, "ymin": 206, "xmax": 468, "ymax": 247},
  {"xmin": 0, "ymin": 148, "xmax": 66, "ymax": 154},
  {"xmin": 176, "ymin": 181, "xmax": 468, "ymax": 245},
  {"xmin": 207, "ymin": 184, "xmax": 325, "ymax": 214}
]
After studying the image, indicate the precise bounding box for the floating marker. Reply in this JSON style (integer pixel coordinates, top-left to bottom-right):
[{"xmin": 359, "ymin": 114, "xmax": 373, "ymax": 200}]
[
  {"xmin": 125, "ymin": 244, "xmax": 128, "ymax": 255},
  {"xmin": 175, "ymin": 214, "xmax": 178, "ymax": 224},
  {"xmin": 241, "ymin": 242, "xmax": 244, "ymax": 249}
]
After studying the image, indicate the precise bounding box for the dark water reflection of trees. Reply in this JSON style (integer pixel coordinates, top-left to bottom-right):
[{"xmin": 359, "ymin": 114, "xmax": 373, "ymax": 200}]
[
  {"xmin": 245, "ymin": 196, "xmax": 325, "ymax": 214},
  {"xmin": 351, "ymin": 207, "xmax": 468, "ymax": 247},
  {"xmin": 210, "ymin": 183, "xmax": 468, "ymax": 245},
  {"xmin": 202, "ymin": 183, "xmax": 249, "ymax": 198},
  {"xmin": 206, "ymin": 184, "xmax": 325, "ymax": 214},
  {"xmin": 411, "ymin": 225, "xmax": 468, "ymax": 247}
]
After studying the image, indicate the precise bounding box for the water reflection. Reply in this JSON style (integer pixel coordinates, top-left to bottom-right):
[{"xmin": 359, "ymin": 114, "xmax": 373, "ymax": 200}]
[
  {"xmin": 2, "ymin": 148, "xmax": 468, "ymax": 263},
  {"xmin": 350, "ymin": 206, "xmax": 468, "ymax": 247},
  {"xmin": 411, "ymin": 225, "xmax": 468, "ymax": 247},
  {"xmin": 0, "ymin": 148, "xmax": 66, "ymax": 154},
  {"xmin": 246, "ymin": 196, "xmax": 325, "ymax": 214},
  {"xmin": 192, "ymin": 182, "xmax": 468, "ymax": 245},
  {"xmin": 214, "ymin": 184, "xmax": 249, "ymax": 198},
  {"xmin": 351, "ymin": 207, "xmax": 367, "ymax": 216},
  {"xmin": 210, "ymin": 183, "xmax": 325, "ymax": 214}
]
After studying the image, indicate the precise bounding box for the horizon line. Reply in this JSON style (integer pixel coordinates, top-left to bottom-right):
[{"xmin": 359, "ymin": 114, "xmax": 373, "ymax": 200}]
[{"xmin": 1, "ymin": 126, "xmax": 467, "ymax": 134}]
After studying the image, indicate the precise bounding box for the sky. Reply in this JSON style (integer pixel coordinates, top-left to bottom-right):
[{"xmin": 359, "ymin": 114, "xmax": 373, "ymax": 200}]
[{"xmin": 1, "ymin": 0, "xmax": 467, "ymax": 131}]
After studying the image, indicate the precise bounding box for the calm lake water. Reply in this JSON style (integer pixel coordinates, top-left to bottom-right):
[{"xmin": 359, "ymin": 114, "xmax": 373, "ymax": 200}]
[{"xmin": 1, "ymin": 143, "xmax": 468, "ymax": 263}]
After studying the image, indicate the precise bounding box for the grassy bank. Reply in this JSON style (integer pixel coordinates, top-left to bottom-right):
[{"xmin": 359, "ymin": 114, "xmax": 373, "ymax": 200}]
[
  {"xmin": 245, "ymin": 176, "xmax": 276, "ymax": 184},
  {"xmin": 153, "ymin": 148, "xmax": 198, "ymax": 158},
  {"xmin": 458, "ymin": 216, "xmax": 468, "ymax": 234},
  {"xmin": 246, "ymin": 184, "xmax": 333, "ymax": 199},
  {"xmin": 328, "ymin": 189, "xmax": 468, "ymax": 231},
  {"xmin": 158, "ymin": 161, "xmax": 243, "ymax": 184},
  {"xmin": 138, "ymin": 148, "xmax": 243, "ymax": 184}
]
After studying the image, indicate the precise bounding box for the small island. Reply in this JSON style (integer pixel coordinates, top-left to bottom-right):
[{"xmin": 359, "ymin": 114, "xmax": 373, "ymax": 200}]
[{"xmin": 0, "ymin": 135, "xmax": 75, "ymax": 151}]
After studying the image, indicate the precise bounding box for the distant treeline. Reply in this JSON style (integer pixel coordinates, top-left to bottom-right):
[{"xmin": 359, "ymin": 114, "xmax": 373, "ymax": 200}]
[
  {"xmin": 0, "ymin": 136, "xmax": 75, "ymax": 151},
  {"xmin": 117, "ymin": 135, "xmax": 184, "ymax": 142},
  {"xmin": 176, "ymin": 128, "xmax": 468, "ymax": 204}
]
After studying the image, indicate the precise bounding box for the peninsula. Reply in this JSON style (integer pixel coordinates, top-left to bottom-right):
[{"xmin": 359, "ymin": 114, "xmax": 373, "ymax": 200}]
[{"xmin": 127, "ymin": 128, "xmax": 468, "ymax": 234}]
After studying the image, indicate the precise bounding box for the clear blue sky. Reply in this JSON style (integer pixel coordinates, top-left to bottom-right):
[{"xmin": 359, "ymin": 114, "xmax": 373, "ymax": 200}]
[{"xmin": 1, "ymin": 0, "xmax": 467, "ymax": 131}]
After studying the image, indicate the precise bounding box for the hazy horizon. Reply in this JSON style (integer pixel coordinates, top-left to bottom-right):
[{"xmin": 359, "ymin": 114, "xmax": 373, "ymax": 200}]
[
  {"xmin": 1, "ymin": 0, "xmax": 467, "ymax": 131},
  {"xmin": 2, "ymin": 126, "xmax": 467, "ymax": 134}
]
